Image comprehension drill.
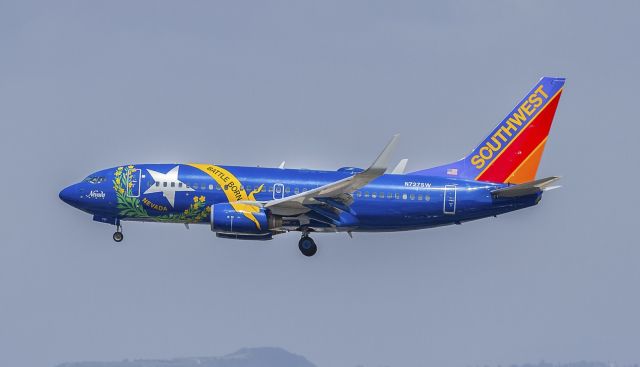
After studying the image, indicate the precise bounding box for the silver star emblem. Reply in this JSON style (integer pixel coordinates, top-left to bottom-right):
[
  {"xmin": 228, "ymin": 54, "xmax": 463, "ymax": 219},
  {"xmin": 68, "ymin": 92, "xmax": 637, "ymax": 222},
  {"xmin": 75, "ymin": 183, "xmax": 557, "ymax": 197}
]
[{"xmin": 143, "ymin": 166, "xmax": 194, "ymax": 207}]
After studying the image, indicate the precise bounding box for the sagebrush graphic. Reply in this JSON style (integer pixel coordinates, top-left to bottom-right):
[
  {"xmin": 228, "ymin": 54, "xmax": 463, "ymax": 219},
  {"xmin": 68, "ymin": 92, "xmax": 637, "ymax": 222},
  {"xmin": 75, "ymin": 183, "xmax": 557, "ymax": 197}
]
[{"xmin": 112, "ymin": 165, "xmax": 210, "ymax": 223}]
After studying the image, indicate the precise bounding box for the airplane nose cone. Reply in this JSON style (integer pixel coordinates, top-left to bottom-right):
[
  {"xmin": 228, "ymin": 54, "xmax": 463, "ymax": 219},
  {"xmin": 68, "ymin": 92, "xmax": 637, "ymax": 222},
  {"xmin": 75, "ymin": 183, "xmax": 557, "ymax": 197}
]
[{"xmin": 59, "ymin": 184, "xmax": 80, "ymax": 206}]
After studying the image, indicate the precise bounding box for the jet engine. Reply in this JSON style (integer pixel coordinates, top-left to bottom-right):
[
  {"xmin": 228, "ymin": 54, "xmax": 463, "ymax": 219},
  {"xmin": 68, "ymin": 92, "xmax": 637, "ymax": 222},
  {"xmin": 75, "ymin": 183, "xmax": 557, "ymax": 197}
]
[{"xmin": 210, "ymin": 203, "xmax": 282, "ymax": 238}]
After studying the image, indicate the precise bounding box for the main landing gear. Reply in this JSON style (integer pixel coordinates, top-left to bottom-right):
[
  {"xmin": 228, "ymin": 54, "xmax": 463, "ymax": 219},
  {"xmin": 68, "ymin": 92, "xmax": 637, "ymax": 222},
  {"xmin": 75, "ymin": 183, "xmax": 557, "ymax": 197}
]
[
  {"xmin": 298, "ymin": 234, "xmax": 317, "ymax": 257},
  {"xmin": 113, "ymin": 224, "xmax": 124, "ymax": 243}
]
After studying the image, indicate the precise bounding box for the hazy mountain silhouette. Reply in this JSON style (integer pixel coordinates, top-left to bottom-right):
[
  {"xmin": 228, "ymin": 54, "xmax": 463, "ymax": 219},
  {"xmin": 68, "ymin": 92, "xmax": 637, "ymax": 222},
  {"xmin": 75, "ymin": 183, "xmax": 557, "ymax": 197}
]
[
  {"xmin": 55, "ymin": 347, "xmax": 316, "ymax": 367},
  {"xmin": 506, "ymin": 363, "xmax": 638, "ymax": 367},
  {"xmin": 55, "ymin": 349, "xmax": 639, "ymax": 367}
]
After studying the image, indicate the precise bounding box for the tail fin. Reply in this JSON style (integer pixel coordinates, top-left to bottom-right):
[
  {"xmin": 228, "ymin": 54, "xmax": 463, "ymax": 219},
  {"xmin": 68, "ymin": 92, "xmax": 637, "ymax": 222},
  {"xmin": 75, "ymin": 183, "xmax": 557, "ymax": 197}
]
[{"xmin": 411, "ymin": 77, "xmax": 565, "ymax": 184}]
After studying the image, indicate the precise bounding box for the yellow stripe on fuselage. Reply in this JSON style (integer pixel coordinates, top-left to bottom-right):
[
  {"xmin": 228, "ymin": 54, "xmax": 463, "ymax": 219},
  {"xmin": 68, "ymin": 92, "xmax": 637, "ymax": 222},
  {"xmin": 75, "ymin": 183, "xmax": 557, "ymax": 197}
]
[{"xmin": 189, "ymin": 164, "xmax": 264, "ymax": 230}]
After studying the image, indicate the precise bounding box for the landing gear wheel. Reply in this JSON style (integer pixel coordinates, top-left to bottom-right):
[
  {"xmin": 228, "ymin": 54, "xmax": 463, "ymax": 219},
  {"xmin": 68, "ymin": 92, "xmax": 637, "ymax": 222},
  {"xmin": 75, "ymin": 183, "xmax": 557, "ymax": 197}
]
[
  {"xmin": 113, "ymin": 224, "xmax": 123, "ymax": 243},
  {"xmin": 113, "ymin": 231, "xmax": 124, "ymax": 242},
  {"xmin": 298, "ymin": 236, "xmax": 317, "ymax": 257}
]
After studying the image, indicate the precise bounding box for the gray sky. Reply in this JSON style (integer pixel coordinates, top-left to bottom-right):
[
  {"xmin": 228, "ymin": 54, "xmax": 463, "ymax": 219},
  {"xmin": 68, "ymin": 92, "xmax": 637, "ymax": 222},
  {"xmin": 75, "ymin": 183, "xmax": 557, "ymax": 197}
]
[{"xmin": 1, "ymin": 1, "xmax": 639, "ymax": 367}]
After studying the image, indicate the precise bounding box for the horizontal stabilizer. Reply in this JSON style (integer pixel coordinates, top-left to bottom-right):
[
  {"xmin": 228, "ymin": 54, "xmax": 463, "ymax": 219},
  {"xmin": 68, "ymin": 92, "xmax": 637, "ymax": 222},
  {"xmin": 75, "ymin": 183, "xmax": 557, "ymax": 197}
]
[
  {"xmin": 390, "ymin": 159, "xmax": 408, "ymax": 175},
  {"xmin": 491, "ymin": 176, "xmax": 560, "ymax": 198}
]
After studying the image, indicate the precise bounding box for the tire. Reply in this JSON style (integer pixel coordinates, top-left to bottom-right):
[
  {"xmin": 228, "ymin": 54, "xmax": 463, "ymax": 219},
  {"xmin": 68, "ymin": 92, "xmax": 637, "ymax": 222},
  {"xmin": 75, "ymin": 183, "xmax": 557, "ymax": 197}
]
[
  {"xmin": 298, "ymin": 237, "xmax": 317, "ymax": 257},
  {"xmin": 113, "ymin": 232, "xmax": 124, "ymax": 242}
]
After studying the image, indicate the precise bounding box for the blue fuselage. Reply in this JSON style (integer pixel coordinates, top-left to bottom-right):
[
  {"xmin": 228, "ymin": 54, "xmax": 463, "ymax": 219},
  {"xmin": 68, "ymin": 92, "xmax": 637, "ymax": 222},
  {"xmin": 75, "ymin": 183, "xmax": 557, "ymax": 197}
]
[{"xmin": 59, "ymin": 163, "xmax": 541, "ymax": 233}]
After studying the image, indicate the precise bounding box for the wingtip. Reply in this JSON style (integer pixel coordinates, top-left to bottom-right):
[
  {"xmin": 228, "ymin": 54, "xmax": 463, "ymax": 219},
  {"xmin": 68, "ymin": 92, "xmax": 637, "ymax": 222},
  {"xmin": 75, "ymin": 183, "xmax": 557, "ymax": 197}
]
[{"xmin": 366, "ymin": 134, "xmax": 401, "ymax": 173}]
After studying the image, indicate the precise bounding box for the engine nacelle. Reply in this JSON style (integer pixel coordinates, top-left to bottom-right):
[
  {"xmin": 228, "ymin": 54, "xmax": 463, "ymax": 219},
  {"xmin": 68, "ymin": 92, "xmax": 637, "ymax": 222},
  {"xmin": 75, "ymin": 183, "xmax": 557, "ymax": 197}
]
[{"xmin": 211, "ymin": 203, "xmax": 281, "ymax": 235}]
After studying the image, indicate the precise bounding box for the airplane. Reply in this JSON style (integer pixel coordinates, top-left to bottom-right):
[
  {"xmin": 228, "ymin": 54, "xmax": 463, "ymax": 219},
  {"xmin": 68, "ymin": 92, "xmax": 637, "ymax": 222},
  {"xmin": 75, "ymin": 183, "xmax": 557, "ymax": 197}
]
[{"xmin": 59, "ymin": 77, "xmax": 565, "ymax": 257}]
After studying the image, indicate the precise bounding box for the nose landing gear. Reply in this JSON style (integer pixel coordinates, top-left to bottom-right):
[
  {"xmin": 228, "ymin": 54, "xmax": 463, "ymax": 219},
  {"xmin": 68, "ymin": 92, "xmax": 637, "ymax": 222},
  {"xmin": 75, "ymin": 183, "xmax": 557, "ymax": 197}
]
[
  {"xmin": 113, "ymin": 224, "xmax": 124, "ymax": 243},
  {"xmin": 298, "ymin": 234, "xmax": 317, "ymax": 257}
]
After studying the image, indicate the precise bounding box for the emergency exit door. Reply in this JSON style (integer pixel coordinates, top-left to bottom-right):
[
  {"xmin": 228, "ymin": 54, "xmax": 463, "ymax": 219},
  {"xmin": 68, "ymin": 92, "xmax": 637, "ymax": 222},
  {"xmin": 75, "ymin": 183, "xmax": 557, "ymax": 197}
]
[{"xmin": 443, "ymin": 185, "xmax": 456, "ymax": 215}]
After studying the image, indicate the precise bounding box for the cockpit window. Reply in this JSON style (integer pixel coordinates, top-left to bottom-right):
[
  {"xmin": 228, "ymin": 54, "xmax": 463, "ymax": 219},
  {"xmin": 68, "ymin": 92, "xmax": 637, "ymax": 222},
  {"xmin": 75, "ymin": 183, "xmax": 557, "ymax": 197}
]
[{"xmin": 84, "ymin": 176, "xmax": 106, "ymax": 184}]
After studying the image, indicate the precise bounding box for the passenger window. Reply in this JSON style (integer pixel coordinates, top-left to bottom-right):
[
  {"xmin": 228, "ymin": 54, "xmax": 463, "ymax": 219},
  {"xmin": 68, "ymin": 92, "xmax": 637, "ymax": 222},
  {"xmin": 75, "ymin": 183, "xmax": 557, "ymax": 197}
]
[
  {"xmin": 171, "ymin": 182, "xmax": 176, "ymax": 188},
  {"xmin": 418, "ymin": 194, "xmax": 423, "ymax": 200},
  {"xmin": 424, "ymin": 195, "xmax": 430, "ymax": 201},
  {"xmin": 387, "ymin": 192, "xmax": 394, "ymax": 199},
  {"xmin": 372, "ymin": 193, "xmax": 377, "ymax": 198},
  {"xmin": 395, "ymin": 193, "xmax": 400, "ymax": 199},
  {"xmin": 178, "ymin": 182, "xmax": 183, "ymax": 188},
  {"xmin": 356, "ymin": 191, "xmax": 361, "ymax": 198},
  {"xmin": 294, "ymin": 188, "xmax": 300, "ymax": 194},
  {"xmin": 156, "ymin": 182, "xmax": 160, "ymax": 187},
  {"xmin": 379, "ymin": 192, "xmax": 384, "ymax": 198},
  {"xmin": 402, "ymin": 193, "xmax": 408, "ymax": 200},
  {"xmin": 364, "ymin": 192, "xmax": 370, "ymax": 198},
  {"xmin": 193, "ymin": 183, "xmax": 199, "ymax": 189},
  {"xmin": 163, "ymin": 182, "xmax": 168, "ymax": 187},
  {"xmin": 410, "ymin": 194, "xmax": 415, "ymax": 200},
  {"xmin": 216, "ymin": 185, "xmax": 221, "ymax": 191},
  {"xmin": 209, "ymin": 184, "xmax": 214, "ymax": 190},
  {"xmin": 285, "ymin": 187, "xmax": 290, "ymax": 193}
]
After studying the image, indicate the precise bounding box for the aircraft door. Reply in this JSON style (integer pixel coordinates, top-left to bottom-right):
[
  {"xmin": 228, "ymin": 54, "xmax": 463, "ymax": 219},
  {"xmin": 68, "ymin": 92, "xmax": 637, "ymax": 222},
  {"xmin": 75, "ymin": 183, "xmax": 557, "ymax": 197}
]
[
  {"xmin": 443, "ymin": 185, "xmax": 456, "ymax": 215},
  {"xmin": 273, "ymin": 183, "xmax": 285, "ymax": 200},
  {"xmin": 126, "ymin": 168, "xmax": 142, "ymax": 198}
]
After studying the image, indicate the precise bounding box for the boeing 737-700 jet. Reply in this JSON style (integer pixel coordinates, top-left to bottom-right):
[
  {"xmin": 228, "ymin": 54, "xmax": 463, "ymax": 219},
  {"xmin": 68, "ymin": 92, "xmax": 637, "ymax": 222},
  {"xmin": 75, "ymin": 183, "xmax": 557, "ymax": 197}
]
[{"xmin": 60, "ymin": 77, "xmax": 565, "ymax": 256}]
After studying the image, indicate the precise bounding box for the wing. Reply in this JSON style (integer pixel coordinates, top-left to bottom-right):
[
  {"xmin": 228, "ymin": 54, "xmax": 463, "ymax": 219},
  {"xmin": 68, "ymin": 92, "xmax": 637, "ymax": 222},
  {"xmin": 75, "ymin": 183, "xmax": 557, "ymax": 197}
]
[{"xmin": 257, "ymin": 135, "xmax": 399, "ymax": 218}]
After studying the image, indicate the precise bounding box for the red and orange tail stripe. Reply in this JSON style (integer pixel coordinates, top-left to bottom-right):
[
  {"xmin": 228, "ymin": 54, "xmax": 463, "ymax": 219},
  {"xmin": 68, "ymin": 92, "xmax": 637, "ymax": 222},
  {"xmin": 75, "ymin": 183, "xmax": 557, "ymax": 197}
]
[
  {"xmin": 408, "ymin": 77, "xmax": 565, "ymax": 182},
  {"xmin": 475, "ymin": 88, "xmax": 563, "ymax": 184}
]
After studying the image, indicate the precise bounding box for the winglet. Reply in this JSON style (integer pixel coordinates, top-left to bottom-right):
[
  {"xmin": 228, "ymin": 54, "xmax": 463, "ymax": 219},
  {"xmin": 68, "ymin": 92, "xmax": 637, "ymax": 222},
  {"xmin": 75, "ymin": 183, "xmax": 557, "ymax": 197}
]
[
  {"xmin": 278, "ymin": 161, "xmax": 286, "ymax": 169},
  {"xmin": 367, "ymin": 134, "xmax": 400, "ymax": 174},
  {"xmin": 390, "ymin": 159, "xmax": 408, "ymax": 175},
  {"xmin": 264, "ymin": 134, "xmax": 400, "ymax": 211}
]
